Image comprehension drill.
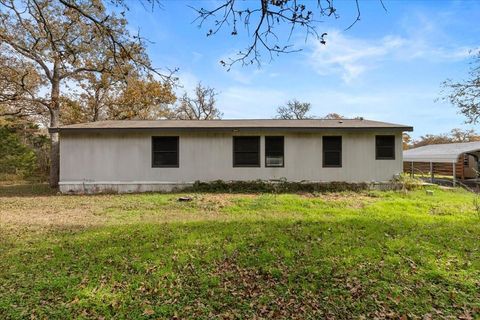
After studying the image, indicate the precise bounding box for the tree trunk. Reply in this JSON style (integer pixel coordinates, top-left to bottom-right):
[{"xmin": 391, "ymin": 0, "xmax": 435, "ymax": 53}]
[
  {"xmin": 93, "ymin": 88, "xmax": 100, "ymax": 121},
  {"xmin": 49, "ymin": 63, "xmax": 61, "ymax": 188}
]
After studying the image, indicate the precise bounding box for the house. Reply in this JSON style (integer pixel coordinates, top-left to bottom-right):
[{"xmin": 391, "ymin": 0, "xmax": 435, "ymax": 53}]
[
  {"xmin": 50, "ymin": 119, "xmax": 413, "ymax": 193},
  {"xmin": 403, "ymin": 141, "xmax": 480, "ymax": 185}
]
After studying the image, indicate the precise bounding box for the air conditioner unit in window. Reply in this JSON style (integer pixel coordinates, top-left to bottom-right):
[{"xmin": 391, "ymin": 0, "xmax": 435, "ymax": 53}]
[{"xmin": 266, "ymin": 156, "xmax": 284, "ymax": 167}]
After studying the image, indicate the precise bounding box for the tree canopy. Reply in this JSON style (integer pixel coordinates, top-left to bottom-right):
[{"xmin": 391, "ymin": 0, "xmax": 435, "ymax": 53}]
[
  {"xmin": 275, "ymin": 100, "xmax": 313, "ymax": 120},
  {"xmin": 323, "ymin": 113, "xmax": 345, "ymax": 120},
  {"xmin": 0, "ymin": 0, "xmax": 172, "ymax": 186},
  {"xmin": 173, "ymin": 83, "xmax": 223, "ymax": 120},
  {"xmin": 61, "ymin": 74, "xmax": 176, "ymax": 124},
  {"xmin": 275, "ymin": 100, "xmax": 351, "ymax": 120}
]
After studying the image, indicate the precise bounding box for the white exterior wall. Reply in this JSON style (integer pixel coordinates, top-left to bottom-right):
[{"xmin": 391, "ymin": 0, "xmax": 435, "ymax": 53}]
[{"xmin": 59, "ymin": 130, "xmax": 403, "ymax": 193}]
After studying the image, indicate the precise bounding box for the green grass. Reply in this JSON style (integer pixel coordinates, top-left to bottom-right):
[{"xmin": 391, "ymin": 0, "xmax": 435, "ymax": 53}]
[{"xmin": 1, "ymin": 186, "xmax": 479, "ymax": 319}]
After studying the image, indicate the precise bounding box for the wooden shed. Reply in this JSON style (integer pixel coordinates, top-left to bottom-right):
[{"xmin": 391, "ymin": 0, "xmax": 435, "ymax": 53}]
[{"xmin": 403, "ymin": 141, "xmax": 480, "ymax": 185}]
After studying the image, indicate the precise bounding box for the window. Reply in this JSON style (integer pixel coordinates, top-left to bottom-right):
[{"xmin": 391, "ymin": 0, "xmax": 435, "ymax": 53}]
[
  {"xmin": 376, "ymin": 135, "xmax": 395, "ymax": 160},
  {"xmin": 233, "ymin": 136, "xmax": 260, "ymax": 167},
  {"xmin": 265, "ymin": 136, "xmax": 284, "ymax": 167},
  {"xmin": 323, "ymin": 136, "xmax": 342, "ymax": 167},
  {"xmin": 152, "ymin": 136, "xmax": 179, "ymax": 167}
]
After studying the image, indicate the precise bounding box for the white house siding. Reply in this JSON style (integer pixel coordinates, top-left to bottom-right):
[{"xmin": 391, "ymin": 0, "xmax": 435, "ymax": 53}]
[{"xmin": 59, "ymin": 130, "xmax": 403, "ymax": 193}]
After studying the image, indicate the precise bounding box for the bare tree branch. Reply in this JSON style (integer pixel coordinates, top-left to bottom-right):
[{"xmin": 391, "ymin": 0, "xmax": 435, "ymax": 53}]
[
  {"xmin": 192, "ymin": 0, "xmax": 386, "ymax": 69},
  {"xmin": 57, "ymin": 0, "xmax": 173, "ymax": 81},
  {"xmin": 441, "ymin": 51, "xmax": 480, "ymax": 124},
  {"xmin": 344, "ymin": 0, "xmax": 361, "ymax": 31}
]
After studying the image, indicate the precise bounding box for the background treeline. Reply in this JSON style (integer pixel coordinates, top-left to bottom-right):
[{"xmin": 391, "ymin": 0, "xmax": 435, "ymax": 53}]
[
  {"xmin": 0, "ymin": 80, "xmax": 222, "ymax": 182},
  {"xmin": 0, "ymin": 118, "xmax": 48, "ymax": 181},
  {"xmin": 403, "ymin": 128, "xmax": 480, "ymax": 150}
]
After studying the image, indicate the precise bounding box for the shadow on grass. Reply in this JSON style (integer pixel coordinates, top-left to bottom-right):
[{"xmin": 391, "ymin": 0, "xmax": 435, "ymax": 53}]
[
  {"xmin": 0, "ymin": 183, "xmax": 57, "ymax": 197},
  {"xmin": 1, "ymin": 217, "xmax": 479, "ymax": 319}
]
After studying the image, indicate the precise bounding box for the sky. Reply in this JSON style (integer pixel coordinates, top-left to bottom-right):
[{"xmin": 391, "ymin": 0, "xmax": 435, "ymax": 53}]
[{"xmin": 122, "ymin": 0, "xmax": 480, "ymax": 139}]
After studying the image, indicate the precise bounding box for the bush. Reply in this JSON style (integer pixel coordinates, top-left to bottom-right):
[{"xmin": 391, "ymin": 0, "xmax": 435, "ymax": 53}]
[
  {"xmin": 184, "ymin": 180, "xmax": 372, "ymax": 194},
  {"xmin": 393, "ymin": 173, "xmax": 423, "ymax": 191}
]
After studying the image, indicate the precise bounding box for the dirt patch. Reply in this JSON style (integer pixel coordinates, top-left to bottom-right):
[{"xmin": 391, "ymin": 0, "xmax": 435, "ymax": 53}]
[
  {"xmin": 0, "ymin": 196, "xmax": 111, "ymax": 235},
  {"xmin": 298, "ymin": 192, "xmax": 377, "ymax": 209},
  {"xmin": 298, "ymin": 192, "xmax": 365, "ymax": 200},
  {"xmin": 0, "ymin": 194, "xmax": 260, "ymax": 236},
  {"xmin": 194, "ymin": 194, "xmax": 257, "ymax": 210}
]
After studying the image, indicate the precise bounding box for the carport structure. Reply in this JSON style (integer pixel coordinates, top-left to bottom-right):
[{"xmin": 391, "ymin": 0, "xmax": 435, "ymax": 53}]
[{"xmin": 403, "ymin": 141, "xmax": 480, "ymax": 186}]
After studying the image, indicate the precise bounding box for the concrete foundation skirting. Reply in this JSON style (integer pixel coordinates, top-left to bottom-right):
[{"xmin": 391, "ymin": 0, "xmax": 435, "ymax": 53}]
[{"xmin": 59, "ymin": 182, "xmax": 194, "ymax": 194}]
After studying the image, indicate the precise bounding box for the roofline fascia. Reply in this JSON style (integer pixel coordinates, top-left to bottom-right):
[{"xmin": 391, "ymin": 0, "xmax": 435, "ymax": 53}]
[{"xmin": 50, "ymin": 126, "xmax": 413, "ymax": 134}]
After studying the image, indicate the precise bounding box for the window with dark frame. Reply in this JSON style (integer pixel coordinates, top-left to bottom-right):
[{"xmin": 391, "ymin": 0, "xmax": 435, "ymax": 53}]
[
  {"xmin": 265, "ymin": 136, "xmax": 284, "ymax": 167},
  {"xmin": 152, "ymin": 136, "xmax": 179, "ymax": 167},
  {"xmin": 323, "ymin": 136, "xmax": 342, "ymax": 167},
  {"xmin": 375, "ymin": 135, "xmax": 395, "ymax": 160},
  {"xmin": 233, "ymin": 136, "xmax": 260, "ymax": 167}
]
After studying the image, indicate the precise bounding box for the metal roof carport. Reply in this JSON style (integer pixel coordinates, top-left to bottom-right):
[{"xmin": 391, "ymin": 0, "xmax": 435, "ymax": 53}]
[{"xmin": 403, "ymin": 141, "xmax": 480, "ymax": 186}]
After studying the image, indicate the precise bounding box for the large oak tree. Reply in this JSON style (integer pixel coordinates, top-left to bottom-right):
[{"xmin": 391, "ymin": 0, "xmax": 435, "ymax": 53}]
[{"xmin": 0, "ymin": 0, "xmax": 170, "ymax": 187}]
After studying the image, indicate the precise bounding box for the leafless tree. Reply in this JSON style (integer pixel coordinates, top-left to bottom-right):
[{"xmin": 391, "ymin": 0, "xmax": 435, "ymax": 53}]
[
  {"xmin": 450, "ymin": 128, "xmax": 480, "ymax": 143},
  {"xmin": 441, "ymin": 51, "xmax": 480, "ymax": 124},
  {"xmin": 172, "ymin": 83, "xmax": 223, "ymax": 120},
  {"xmin": 275, "ymin": 99, "xmax": 313, "ymax": 120}
]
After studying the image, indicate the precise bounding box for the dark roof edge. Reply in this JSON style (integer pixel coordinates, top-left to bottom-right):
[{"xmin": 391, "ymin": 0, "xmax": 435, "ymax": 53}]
[{"xmin": 50, "ymin": 126, "xmax": 413, "ymax": 133}]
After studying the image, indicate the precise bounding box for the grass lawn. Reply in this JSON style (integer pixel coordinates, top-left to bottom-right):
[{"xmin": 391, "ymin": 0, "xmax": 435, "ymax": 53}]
[{"xmin": 1, "ymin": 185, "xmax": 479, "ymax": 319}]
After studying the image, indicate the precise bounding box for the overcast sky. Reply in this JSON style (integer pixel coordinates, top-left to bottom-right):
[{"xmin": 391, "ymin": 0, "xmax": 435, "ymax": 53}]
[{"xmin": 123, "ymin": 0, "xmax": 480, "ymax": 138}]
